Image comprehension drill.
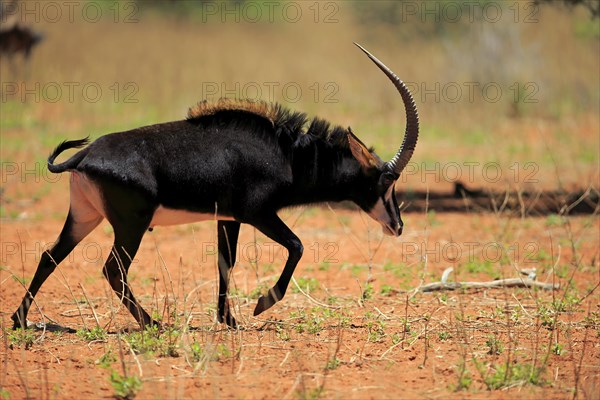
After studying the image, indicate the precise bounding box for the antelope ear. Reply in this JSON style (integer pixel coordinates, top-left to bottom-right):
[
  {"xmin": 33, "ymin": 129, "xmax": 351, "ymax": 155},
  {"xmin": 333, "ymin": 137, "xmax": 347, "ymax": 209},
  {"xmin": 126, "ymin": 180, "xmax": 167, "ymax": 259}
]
[{"xmin": 347, "ymin": 127, "xmax": 380, "ymax": 170}]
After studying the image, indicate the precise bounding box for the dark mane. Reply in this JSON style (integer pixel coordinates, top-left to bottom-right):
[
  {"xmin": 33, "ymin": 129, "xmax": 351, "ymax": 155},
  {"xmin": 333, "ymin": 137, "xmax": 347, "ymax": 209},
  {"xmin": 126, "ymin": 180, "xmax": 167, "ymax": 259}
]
[{"xmin": 187, "ymin": 98, "xmax": 350, "ymax": 150}]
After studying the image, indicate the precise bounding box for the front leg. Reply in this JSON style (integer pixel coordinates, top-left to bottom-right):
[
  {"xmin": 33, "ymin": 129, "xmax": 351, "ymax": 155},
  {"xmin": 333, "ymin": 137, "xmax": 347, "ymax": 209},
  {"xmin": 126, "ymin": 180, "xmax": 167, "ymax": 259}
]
[
  {"xmin": 251, "ymin": 214, "xmax": 303, "ymax": 316},
  {"xmin": 217, "ymin": 221, "xmax": 240, "ymax": 328}
]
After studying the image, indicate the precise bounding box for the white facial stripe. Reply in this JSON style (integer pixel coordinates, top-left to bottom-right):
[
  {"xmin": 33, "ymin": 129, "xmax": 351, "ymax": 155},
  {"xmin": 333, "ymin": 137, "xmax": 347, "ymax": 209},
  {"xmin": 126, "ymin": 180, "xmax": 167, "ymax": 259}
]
[
  {"xmin": 368, "ymin": 197, "xmax": 388, "ymax": 225},
  {"xmin": 368, "ymin": 194, "xmax": 392, "ymax": 236},
  {"xmin": 384, "ymin": 184, "xmax": 395, "ymax": 204},
  {"xmin": 368, "ymin": 183, "xmax": 400, "ymax": 236}
]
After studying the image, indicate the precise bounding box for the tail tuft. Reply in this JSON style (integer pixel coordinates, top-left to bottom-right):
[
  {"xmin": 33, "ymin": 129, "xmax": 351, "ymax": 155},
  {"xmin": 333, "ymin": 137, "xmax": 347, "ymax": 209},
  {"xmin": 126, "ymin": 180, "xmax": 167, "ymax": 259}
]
[{"xmin": 47, "ymin": 137, "xmax": 90, "ymax": 173}]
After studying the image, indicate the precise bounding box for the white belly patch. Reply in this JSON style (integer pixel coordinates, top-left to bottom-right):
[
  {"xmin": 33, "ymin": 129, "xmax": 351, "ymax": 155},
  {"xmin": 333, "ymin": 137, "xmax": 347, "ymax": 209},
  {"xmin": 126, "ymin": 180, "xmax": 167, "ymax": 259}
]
[{"xmin": 150, "ymin": 206, "xmax": 234, "ymax": 227}]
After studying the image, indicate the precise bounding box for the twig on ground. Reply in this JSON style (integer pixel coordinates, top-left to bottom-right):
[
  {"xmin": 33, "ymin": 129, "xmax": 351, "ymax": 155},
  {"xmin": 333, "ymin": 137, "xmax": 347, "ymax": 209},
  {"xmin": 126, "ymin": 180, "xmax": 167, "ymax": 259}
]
[
  {"xmin": 414, "ymin": 267, "xmax": 559, "ymax": 293},
  {"xmin": 79, "ymin": 283, "xmax": 101, "ymax": 329},
  {"xmin": 417, "ymin": 278, "xmax": 559, "ymax": 292},
  {"xmin": 291, "ymin": 277, "xmax": 340, "ymax": 310}
]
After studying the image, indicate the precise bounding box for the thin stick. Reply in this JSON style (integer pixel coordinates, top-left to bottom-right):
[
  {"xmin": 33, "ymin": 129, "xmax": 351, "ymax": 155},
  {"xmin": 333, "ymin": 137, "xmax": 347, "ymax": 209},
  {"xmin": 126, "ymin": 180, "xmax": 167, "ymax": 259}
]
[
  {"xmin": 79, "ymin": 283, "xmax": 101, "ymax": 328},
  {"xmin": 417, "ymin": 278, "xmax": 559, "ymax": 292},
  {"xmin": 291, "ymin": 277, "xmax": 339, "ymax": 309}
]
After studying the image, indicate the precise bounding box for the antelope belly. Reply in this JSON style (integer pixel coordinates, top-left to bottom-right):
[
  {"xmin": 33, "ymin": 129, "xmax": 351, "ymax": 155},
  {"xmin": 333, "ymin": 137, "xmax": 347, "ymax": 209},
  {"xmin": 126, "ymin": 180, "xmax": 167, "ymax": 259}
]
[{"xmin": 150, "ymin": 206, "xmax": 234, "ymax": 227}]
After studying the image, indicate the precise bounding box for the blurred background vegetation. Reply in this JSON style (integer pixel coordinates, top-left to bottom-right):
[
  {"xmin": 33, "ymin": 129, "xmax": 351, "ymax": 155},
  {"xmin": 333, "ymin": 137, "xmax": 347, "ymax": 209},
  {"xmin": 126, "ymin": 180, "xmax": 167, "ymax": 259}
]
[{"xmin": 1, "ymin": 0, "xmax": 598, "ymax": 195}]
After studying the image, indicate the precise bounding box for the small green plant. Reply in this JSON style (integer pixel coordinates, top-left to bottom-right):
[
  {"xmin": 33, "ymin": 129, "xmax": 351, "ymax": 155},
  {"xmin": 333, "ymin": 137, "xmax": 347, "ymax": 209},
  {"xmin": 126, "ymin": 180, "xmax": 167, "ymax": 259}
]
[
  {"xmin": 97, "ymin": 350, "xmax": 117, "ymax": 368},
  {"xmin": 325, "ymin": 357, "xmax": 340, "ymax": 370},
  {"xmin": 290, "ymin": 309, "xmax": 325, "ymax": 334},
  {"xmin": 380, "ymin": 284, "xmax": 394, "ymax": 296},
  {"xmin": 110, "ymin": 371, "xmax": 142, "ymax": 400},
  {"xmin": 457, "ymin": 372, "xmax": 472, "ymax": 391},
  {"xmin": 364, "ymin": 311, "xmax": 386, "ymax": 342},
  {"xmin": 485, "ymin": 334, "xmax": 504, "ymax": 355},
  {"xmin": 262, "ymin": 263, "xmax": 275, "ymax": 273},
  {"xmin": 438, "ymin": 331, "xmax": 451, "ymax": 341},
  {"xmin": 367, "ymin": 330, "xmax": 383, "ymax": 342},
  {"xmin": 295, "ymin": 386, "xmax": 324, "ymax": 400},
  {"xmin": 453, "ymin": 361, "xmax": 472, "ymax": 391},
  {"xmin": 401, "ymin": 317, "xmax": 411, "ymax": 334},
  {"xmin": 276, "ymin": 324, "xmax": 291, "ymax": 341},
  {"xmin": 539, "ymin": 306, "xmax": 556, "ymax": 330},
  {"xmin": 426, "ymin": 210, "xmax": 440, "ymax": 226},
  {"xmin": 464, "ymin": 259, "xmax": 494, "ymax": 275},
  {"xmin": 510, "ymin": 308, "xmax": 524, "ymax": 324},
  {"xmin": 211, "ymin": 343, "xmax": 231, "ymax": 361},
  {"xmin": 8, "ymin": 328, "xmax": 36, "ymax": 349},
  {"xmin": 318, "ymin": 261, "xmax": 331, "ymax": 271},
  {"xmin": 124, "ymin": 325, "xmax": 180, "ymax": 357},
  {"xmin": 583, "ymin": 311, "xmax": 600, "ymax": 332},
  {"xmin": 189, "ymin": 341, "xmax": 204, "ymax": 362},
  {"xmin": 554, "ymin": 264, "xmax": 570, "ymax": 279},
  {"xmin": 12, "ymin": 275, "xmax": 31, "ymax": 286},
  {"xmin": 322, "ymin": 308, "xmax": 350, "ymax": 327},
  {"xmin": 348, "ymin": 264, "xmax": 364, "ymax": 277},
  {"xmin": 188, "ymin": 342, "xmax": 231, "ymax": 362},
  {"xmin": 227, "ymin": 287, "xmax": 244, "ymax": 297},
  {"xmin": 552, "ymin": 343, "xmax": 564, "ymax": 356},
  {"xmin": 1, "ymin": 388, "xmax": 10, "ymax": 399},
  {"xmin": 391, "ymin": 333, "xmax": 402, "ymax": 345},
  {"xmin": 545, "ymin": 214, "xmax": 563, "ymax": 227},
  {"xmin": 77, "ymin": 326, "xmax": 108, "ymax": 342},
  {"xmin": 362, "ymin": 283, "xmax": 374, "ymax": 300},
  {"xmin": 531, "ymin": 247, "xmax": 552, "ymax": 263},
  {"xmin": 383, "ymin": 262, "xmax": 411, "ymax": 282},
  {"xmin": 292, "ymin": 277, "xmax": 319, "ymax": 294},
  {"xmin": 483, "ymin": 362, "xmax": 545, "ymax": 390},
  {"xmin": 140, "ymin": 277, "xmax": 155, "ymax": 287},
  {"xmin": 306, "ymin": 316, "xmax": 324, "ymax": 334},
  {"xmin": 248, "ymin": 284, "xmax": 269, "ymax": 300},
  {"xmin": 552, "ymin": 292, "xmax": 581, "ymax": 313}
]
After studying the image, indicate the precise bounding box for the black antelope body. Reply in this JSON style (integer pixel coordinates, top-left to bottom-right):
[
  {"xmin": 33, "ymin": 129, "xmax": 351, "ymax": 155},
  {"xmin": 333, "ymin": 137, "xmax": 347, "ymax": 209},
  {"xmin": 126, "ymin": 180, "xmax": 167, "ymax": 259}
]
[
  {"xmin": 12, "ymin": 44, "xmax": 419, "ymax": 330},
  {"xmin": 0, "ymin": 24, "xmax": 43, "ymax": 60}
]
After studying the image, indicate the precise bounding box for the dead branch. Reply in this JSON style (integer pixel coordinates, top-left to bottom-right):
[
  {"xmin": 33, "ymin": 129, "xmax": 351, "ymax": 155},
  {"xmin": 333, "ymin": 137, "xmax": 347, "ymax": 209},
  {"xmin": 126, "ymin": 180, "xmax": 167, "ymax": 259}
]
[{"xmin": 418, "ymin": 278, "xmax": 559, "ymax": 293}]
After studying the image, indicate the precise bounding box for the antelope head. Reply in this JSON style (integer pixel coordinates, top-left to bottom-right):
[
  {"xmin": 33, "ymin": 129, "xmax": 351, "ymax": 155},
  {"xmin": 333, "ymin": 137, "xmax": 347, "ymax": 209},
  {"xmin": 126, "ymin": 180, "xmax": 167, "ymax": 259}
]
[{"xmin": 349, "ymin": 43, "xmax": 419, "ymax": 236}]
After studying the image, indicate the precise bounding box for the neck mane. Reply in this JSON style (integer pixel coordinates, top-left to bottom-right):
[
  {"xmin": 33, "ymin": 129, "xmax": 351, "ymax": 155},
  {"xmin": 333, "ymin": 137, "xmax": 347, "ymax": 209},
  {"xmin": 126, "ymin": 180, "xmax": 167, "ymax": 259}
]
[{"xmin": 187, "ymin": 98, "xmax": 367, "ymax": 207}]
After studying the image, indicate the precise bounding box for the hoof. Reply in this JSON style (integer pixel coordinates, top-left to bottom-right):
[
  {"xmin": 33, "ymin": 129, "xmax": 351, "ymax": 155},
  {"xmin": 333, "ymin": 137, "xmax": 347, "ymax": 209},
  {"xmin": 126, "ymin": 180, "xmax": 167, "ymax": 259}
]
[
  {"xmin": 218, "ymin": 313, "xmax": 238, "ymax": 329},
  {"xmin": 12, "ymin": 320, "xmax": 27, "ymax": 330},
  {"xmin": 11, "ymin": 313, "xmax": 26, "ymax": 330},
  {"xmin": 217, "ymin": 301, "xmax": 238, "ymax": 329},
  {"xmin": 253, "ymin": 289, "xmax": 280, "ymax": 316}
]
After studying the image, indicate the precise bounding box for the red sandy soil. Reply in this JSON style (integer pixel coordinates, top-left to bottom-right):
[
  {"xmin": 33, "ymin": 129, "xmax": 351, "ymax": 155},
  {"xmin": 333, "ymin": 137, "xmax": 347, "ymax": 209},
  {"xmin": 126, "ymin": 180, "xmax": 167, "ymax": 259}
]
[{"xmin": 1, "ymin": 183, "xmax": 599, "ymax": 399}]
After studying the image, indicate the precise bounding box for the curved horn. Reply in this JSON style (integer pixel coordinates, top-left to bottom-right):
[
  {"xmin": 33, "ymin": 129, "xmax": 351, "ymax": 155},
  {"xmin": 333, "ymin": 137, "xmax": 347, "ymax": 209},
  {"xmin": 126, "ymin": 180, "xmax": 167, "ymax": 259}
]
[{"xmin": 354, "ymin": 43, "xmax": 419, "ymax": 177}]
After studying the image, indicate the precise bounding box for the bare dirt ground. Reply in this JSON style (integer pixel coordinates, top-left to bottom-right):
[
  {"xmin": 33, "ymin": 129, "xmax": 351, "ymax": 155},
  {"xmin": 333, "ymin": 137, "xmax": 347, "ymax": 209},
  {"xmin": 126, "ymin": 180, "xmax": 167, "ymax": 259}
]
[{"xmin": 1, "ymin": 181, "xmax": 598, "ymax": 399}]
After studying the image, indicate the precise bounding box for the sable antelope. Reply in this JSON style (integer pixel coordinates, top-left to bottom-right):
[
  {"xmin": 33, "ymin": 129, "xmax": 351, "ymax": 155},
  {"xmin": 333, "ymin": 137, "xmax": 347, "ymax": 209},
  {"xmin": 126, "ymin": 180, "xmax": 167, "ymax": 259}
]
[
  {"xmin": 0, "ymin": 24, "xmax": 43, "ymax": 60},
  {"xmin": 12, "ymin": 44, "xmax": 419, "ymax": 330}
]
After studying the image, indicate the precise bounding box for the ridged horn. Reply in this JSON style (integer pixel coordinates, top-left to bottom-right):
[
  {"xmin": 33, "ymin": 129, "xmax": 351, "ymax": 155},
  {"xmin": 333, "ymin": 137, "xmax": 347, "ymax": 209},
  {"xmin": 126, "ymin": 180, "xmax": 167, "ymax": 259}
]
[{"xmin": 354, "ymin": 43, "xmax": 419, "ymax": 177}]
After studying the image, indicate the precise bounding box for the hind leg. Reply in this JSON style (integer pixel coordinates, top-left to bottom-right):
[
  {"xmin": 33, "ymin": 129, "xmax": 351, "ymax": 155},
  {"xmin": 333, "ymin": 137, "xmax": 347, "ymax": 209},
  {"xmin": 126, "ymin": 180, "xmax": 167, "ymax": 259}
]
[
  {"xmin": 11, "ymin": 211, "xmax": 103, "ymax": 329},
  {"xmin": 12, "ymin": 172, "xmax": 103, "ymax": 329},
  {"xmin": 97, "ymin": 179, "xmax": 158, "ymax": 329},
  {"xmin": 102, "ymin": 221, "xmax": 157, "ymax": 329}
]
